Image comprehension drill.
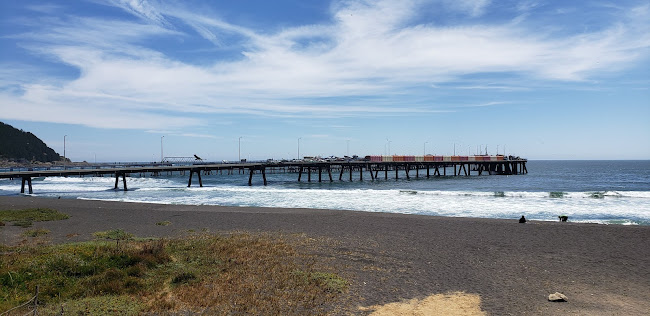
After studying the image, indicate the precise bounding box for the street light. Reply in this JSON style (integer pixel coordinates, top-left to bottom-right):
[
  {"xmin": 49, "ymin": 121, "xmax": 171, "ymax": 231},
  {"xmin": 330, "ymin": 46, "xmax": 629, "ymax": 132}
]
[
  {"xmin": 424, "ymin": 141, "xmax": 428, "ymax": 156},
  {"xmin": 160, "ymin": 136, "xmax": 164, "ymax": 163},
  {"xmin": 238, "ymin": 136, "xmax": 242, "ymax": 162},
  {"xmin": 386, "ymin": 138, "xmax": 391, "ymax": 155},
  {"xmin": 298, "ymin": 137, "xmax": 302, "ymax": 160},
  {"xmin": 346, "ymin": 139, "xmax": 350, "ymax": 157}
]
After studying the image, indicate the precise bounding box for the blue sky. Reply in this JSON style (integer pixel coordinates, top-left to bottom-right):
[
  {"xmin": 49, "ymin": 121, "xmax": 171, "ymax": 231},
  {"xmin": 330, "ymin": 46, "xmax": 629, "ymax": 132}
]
[{"xmin": 1, "ymin": 0, "xmax": 648, "ymax": 162}]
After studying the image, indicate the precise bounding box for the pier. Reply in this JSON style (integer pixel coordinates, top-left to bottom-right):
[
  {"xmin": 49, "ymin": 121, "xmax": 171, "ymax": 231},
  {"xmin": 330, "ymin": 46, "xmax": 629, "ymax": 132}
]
[{"xmin": 0, "ymin": 156, "xmax": 527, "ymax": 194}]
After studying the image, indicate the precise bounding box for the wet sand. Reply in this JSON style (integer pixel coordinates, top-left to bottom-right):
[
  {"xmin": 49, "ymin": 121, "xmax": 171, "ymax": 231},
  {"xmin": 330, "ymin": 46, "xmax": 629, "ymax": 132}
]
[{"xmin": 1, "ymin": 196, "xmax": 649, "ymax": 315}]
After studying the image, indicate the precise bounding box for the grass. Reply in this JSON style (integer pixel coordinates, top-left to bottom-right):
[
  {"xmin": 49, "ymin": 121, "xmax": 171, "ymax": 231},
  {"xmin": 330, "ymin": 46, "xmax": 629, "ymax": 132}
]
[
  {"xmin": 0, "ymin": 208, "xmax": 69, "ymax": 222},
  {"xmin": 13, "ymin": 220, "xmax": 33, "ymax": 228},
  {"xmin": 0, "ymin": 208, "xmax": 69, "ymax": 229},
  {"xmin": 92, "ymin": 229, "xmax": 134, "ymax": 242},
  {"xmin": 0, "ymin": 232, "xmax": 347, "ymax": 315},
  {"xmin": 156, "ymin": 221, "xmax": 172, "ymax": 226},
  {"xmin": 22, "ymin": 228, "xmax": 50, "ymax": 237}
]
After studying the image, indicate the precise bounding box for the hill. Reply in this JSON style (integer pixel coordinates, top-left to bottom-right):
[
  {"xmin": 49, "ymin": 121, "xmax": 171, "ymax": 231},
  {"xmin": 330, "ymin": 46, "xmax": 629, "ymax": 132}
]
[{"xmin": 0, "ymin": 122, "xmax": 61, "ymax": 163}]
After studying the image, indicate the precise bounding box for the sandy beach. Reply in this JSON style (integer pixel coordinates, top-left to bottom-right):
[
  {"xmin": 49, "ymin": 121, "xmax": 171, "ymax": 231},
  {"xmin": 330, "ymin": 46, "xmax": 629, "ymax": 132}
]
[{"xmin": 1, "ymin": 195, "xmax": 649, "ymax": 315}]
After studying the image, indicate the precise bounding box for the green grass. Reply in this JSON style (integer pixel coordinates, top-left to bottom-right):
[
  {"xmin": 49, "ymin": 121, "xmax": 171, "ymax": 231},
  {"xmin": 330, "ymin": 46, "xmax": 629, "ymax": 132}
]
[
  {"xmin": 0, "ymin": 233, "xmax": 347, "ymax": 315},
  {"xmin": 156, "ymin": 221, "xmax": 172, "ymax": 226},
  {"xmin": 22, "ymin": 228, "xmax": 50, "ymax": 237},
  {"xmin": 92, "ymin": 229, "xmax": 134, "ymax": 241},
  {"xmin": 0, "ymin": 208, "xmax": 68, "ymax": 229},
  {"xmin": 13, "ymin": 220, "xmax": 33, "ymax": 228},
  {"xmin": 0, "ymin": 208, "xmax": 69, "ymax": 222}
]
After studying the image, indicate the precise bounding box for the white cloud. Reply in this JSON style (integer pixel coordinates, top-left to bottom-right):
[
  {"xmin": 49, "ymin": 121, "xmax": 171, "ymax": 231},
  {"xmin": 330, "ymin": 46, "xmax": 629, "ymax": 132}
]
[
  {"xmin": 106, "ymin": 0, "xmax": 170, "ymax": 27},
  {"xmin": 443, "ymin": 0, "xmax": 492, "ymax": 17},
  {"xmin": 0, "ymin": 0, "xmax": 648, "ymax": 130}
]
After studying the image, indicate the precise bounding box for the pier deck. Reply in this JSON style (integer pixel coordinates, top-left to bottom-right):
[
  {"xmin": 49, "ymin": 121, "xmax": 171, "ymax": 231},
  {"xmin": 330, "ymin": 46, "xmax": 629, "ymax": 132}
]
[{"xmin": 0, "ymin": 159, "xmax": 527, "ymax": 194}]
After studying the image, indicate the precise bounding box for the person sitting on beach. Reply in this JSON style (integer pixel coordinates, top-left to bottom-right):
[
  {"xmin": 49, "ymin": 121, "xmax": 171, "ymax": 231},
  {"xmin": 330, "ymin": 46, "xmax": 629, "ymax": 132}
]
[{"xmin": 519, "ymin": 215, "xmax": 526, "ymax": 223}]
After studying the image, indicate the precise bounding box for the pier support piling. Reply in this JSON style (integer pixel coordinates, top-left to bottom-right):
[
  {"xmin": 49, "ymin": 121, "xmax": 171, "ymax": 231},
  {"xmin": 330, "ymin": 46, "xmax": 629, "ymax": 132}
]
[
  {"xmin": 187, "ymin": 169, "xmax": 203, "ymax": 188},
  {"xmin": 20, "ymin": 177, "xmax": 33, "ymax": 194},
  {"xmin": 114, "ymin": 172, "xmax": 127, "ymax": 191}
]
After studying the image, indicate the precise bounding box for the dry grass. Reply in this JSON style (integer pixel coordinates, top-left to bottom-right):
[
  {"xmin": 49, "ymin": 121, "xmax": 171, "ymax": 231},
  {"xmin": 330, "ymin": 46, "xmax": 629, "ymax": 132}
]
[
  {"xmin": 360, "ymin": 292, "xmax": 486, "ymax": 316},
  {"xmin": 152, "ymin": 233, "xmax": 347, "ymax": 314},
  {"xmin": 1, "ymin": 232, "xmax": 347, "ymax": 315}
]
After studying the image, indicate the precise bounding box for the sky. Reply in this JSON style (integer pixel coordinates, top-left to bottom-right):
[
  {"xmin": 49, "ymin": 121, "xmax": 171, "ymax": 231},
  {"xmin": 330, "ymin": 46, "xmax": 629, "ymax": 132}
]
[{"xmin": 0, "ymin": 0, "xmax": 649, "ymax": 162}]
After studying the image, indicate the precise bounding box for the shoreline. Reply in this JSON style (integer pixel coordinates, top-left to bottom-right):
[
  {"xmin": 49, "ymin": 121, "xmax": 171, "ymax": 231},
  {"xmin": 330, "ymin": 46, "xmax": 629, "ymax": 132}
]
[
  {"xmin": 37, "ymin": 194, "xmax": 650, "ymax": 226},
  {"xmin": 1, "ymin": 195, "xmax": 649, "ymax": 315}
]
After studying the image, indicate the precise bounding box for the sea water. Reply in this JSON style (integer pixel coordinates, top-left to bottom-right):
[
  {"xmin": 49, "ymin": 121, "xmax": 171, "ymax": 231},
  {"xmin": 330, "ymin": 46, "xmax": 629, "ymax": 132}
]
[{"xmin": 1, "ymin": 160, "xmax": 648, "ymax": 225}]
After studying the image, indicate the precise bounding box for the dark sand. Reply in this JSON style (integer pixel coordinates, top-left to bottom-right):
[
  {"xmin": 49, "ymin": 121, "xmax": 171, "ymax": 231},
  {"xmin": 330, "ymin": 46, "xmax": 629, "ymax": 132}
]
[{"xmin": 1, "ymin": 196, "xmax": 649, "ymax": 315}]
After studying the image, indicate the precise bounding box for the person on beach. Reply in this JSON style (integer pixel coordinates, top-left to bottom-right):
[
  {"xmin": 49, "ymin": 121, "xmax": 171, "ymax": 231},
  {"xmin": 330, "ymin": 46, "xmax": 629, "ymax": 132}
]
[{"xmin": 519, "ymin": 215, "xmax": 526, "ymax": 223}]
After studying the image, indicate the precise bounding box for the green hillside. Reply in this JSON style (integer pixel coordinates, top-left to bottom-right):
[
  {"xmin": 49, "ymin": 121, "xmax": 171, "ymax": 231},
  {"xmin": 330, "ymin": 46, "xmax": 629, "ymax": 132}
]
[{"xmin": 0, "ymin": 122, "xmax": 61, "ymax": 162}]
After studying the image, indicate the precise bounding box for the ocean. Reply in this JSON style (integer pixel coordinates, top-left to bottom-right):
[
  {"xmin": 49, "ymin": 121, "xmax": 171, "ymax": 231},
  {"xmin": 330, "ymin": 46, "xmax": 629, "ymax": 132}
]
[{"xmin": 1, "ymin": 160, "xmax": 649, "ymax": 225}]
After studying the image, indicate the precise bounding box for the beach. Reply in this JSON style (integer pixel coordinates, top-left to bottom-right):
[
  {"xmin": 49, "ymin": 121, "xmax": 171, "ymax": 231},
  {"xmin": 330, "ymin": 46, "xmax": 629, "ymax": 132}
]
[{"xmin": 1, "ymin": 195, "xmax": 649, "ymax": 315}]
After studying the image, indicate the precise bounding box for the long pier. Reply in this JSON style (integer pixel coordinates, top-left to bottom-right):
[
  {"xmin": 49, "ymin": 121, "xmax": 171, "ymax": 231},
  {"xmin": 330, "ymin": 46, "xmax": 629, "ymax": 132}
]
[{"xmin": 0, "ymin": 159, "xmax": 527, "ymax": 194}]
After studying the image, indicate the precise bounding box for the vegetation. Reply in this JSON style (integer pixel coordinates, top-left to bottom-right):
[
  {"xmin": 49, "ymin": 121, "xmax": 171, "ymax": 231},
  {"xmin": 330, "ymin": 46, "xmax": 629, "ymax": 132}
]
[
  {"xmin": 0, "ymin": 208, "xmax": 69, "ymax": 229},
  {"xmin": 21, "ymin": 228, "xmax": 50, "ymax": 237},
  {"xmin": 0, "ymin": 232, "xmax": 347, "ymax": 315},
  {"xmin": 156, "ymin": 220, "xmax": 172, "ymax": 226},
  {"xmin": 0, "ymin": 208, "xmax": 69, "ymax": 222},
  {"xmin": 93, "ymin": 229, "xmax": 135, "ymax": 249},
  {"xmin": 0, "ymin": 121, "xmax": 61, "ymax": 163}
]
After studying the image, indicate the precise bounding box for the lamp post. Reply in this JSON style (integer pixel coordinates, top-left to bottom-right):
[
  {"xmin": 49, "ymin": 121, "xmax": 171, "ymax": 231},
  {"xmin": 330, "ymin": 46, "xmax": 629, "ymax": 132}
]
[
  {"xmin": 346, "ymin": 139, "xmax": 350, "ymax": 157},
  {"xmin": 298, "ymin": 137, "xmax": 302, "ymax": 160},
  {"xmin": 238, "ymin": 136, "xmax": 242, "ymax": 162},
  {"xmin": 63, "ymin": 135, "xmax": 67, "ymax": 169},
  {"xmin": 160, "ymin": 136, "xmax": 164, "ymax": 163},
  {"xmin": 386, "ymin": 138, "xmax": 391, "ymax": 155},
  {"xmin": 424, "ymin": 141, "xmax": 428, "ymax": 156}
]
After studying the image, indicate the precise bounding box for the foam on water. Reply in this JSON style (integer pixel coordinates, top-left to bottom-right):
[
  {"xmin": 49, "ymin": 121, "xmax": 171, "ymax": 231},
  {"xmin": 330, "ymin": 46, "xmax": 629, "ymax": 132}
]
[{"xmin": 2, "ymin": 160, "xmax": 649, "ymax": 225}]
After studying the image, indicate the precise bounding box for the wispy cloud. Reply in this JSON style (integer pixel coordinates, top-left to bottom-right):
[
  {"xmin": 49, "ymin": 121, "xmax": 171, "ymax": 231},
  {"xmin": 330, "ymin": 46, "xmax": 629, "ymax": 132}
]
[{"xmin": 1, "ymin": 0, "xmax": 648, "ymax": 130}]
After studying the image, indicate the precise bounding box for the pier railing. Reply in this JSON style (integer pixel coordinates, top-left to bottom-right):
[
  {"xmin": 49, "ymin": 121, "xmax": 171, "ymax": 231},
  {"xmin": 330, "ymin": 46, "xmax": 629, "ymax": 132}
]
[{"xmin": 0, "ymin": 159, "xmax": 527, "ymax": 194}]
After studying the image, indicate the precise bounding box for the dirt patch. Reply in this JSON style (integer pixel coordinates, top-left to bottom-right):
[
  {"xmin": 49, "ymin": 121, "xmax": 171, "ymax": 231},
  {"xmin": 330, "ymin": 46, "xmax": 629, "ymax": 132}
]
[{"xmin": 361, "ymin": 292, "xmax": 485, "ymax": 316}]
